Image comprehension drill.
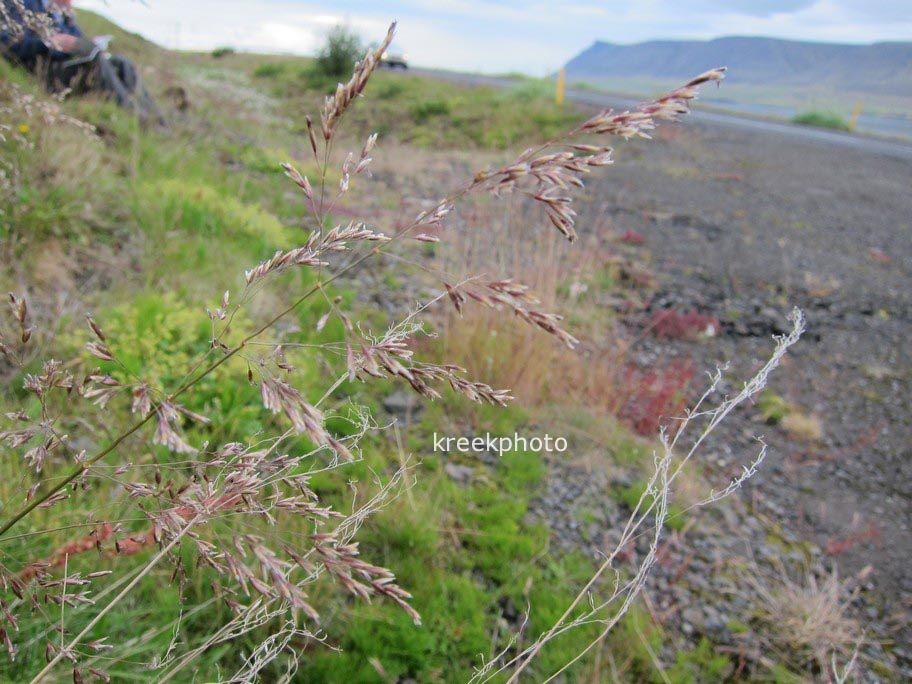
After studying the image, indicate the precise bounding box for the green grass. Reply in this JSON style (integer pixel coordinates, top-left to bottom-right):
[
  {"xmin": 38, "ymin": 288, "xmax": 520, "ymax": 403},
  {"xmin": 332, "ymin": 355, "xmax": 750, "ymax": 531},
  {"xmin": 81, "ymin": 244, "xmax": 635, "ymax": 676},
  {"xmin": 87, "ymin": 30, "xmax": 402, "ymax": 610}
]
[
  {"xmin": 758, "ymin": 391, "xmax": 790, "ymax": 425},
  {"xmin": 607, "ymin": 607, "xmax": 734, "ymax": 683},
  {"xmin": 790, "ymin": 111, "xmax": 852, "ymax": 131},
  {"xmin": 252, "ymin": 61, "xmax": 288, "ymax": 79},
  {"xmin": 237, "ymin": 52, "xmax": 579, "ymax": 149},
  {"xmin": 298, "ymin": 441, "xmax": 605, "ymax": 682},
  {"xmin": 74, "ymin": 8, "xmax": 578, "ymax": 152}
]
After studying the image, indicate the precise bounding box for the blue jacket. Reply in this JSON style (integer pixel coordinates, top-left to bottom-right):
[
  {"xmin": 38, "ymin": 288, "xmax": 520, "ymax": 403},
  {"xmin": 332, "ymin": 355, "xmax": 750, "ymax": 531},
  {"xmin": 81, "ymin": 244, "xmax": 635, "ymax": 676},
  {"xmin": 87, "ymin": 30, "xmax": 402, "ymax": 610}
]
[{"xmin": 1, "ymin": 0, "xmax": 83, "ymax": 63}]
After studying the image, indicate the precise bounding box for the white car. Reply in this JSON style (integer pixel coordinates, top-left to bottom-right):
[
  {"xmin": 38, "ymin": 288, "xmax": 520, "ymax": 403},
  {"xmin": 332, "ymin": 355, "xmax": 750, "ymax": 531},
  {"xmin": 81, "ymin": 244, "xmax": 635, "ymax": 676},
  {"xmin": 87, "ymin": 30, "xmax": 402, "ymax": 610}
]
[{"xmin": 380, "ymin": 44, "xmax": 408, "ymax": 69}]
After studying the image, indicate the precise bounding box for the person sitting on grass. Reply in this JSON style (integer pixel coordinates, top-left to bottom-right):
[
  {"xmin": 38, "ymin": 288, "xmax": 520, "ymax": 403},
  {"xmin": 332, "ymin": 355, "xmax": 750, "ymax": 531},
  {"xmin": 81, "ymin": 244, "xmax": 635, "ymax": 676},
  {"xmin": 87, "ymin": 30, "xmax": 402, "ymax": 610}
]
[{"xmin": 0, "ymin": 0, "xmax": 163, "ymax": 124}]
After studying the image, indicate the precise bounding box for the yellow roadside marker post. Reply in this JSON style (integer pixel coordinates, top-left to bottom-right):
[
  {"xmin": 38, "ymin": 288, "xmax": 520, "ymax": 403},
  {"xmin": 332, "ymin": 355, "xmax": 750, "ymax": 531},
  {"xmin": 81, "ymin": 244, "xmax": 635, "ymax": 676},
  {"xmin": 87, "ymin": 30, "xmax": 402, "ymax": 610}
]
[
  {"xmin": 848, "ymin": 101, "xmax": 863, "ymax": 132},
  {"xmin": 556, "ymin": 68, "xmax": 565, "ymax": 106}
]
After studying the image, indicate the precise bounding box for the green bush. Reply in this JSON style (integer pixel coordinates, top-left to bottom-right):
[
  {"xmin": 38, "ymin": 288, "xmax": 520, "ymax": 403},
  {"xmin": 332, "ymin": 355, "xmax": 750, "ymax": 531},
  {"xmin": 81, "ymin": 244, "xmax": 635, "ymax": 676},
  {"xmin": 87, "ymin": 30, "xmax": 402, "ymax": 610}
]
[
  {"xmin": 315, "ymin": 25, "xmax": 363, "ymax": 79},
  {"xmin": 791, "ymin": 111, "xmax": 851, "ymax": 131}
]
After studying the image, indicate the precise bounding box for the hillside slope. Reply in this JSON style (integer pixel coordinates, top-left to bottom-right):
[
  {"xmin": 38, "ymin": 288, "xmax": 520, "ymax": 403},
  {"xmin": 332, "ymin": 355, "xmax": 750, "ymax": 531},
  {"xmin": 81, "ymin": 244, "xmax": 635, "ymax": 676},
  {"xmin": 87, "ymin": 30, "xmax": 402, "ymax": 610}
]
[{"xmin": 74, "ymin": 9, "xmax": 165, "ymax": 63}]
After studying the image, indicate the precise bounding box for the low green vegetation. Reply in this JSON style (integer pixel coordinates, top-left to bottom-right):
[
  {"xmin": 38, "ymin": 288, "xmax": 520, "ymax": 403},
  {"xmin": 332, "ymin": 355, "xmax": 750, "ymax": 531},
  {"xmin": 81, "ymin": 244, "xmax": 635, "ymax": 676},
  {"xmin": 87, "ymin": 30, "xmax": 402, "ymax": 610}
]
[
  {"xmin": 613, "ymin": 478, "xmax": 687, "ymax": 532},
  {"xmin": 211, "ymin": 46, "xmax": 236, "ymax": 59},
  {"xmin": 758, "ymin": 391, "xmax": 790, "ymax": 425},
  {"xmin": 252, "ymin": 61, "xmax": 287, "ymax": 79},
  {"xmin": 607, "ymin": 607, "xmax": 734, "ymax": 683},
  {"xmin": 241, "ymin": 51, "xmax": 577, "ymax": 149},
  {"xmin": 300, "ymin": 415, "xmax": 605, "ymax": 682},
  {"xmin": 791, "ymin": 110, "xmax": 851, "ymax": 131},
  {"xmin": 357, "ymin": 73, "xmax": 578, "ymax": 148}
]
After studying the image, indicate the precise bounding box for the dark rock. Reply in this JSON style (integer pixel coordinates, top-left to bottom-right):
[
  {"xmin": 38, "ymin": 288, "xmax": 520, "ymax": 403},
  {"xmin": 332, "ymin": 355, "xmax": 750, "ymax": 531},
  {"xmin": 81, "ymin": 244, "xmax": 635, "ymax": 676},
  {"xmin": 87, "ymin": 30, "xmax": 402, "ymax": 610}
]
[
  {"xmin": 704, "ymin": 613, "xmax": 728, "ymax": 636},
  {"xmin": 382, "ymin": 391, "xmax": 421, "ymax": 420},
  {"xmin": 681, "ymin": 607, "xmax": 704, "ymax": 631},
  {"xmin": 498, "ymin": 595, "xmax": 520, "ymax": 623},
  {"xmin": 444, "ymin": 463, "xmax": 474, "ymax": 485}
]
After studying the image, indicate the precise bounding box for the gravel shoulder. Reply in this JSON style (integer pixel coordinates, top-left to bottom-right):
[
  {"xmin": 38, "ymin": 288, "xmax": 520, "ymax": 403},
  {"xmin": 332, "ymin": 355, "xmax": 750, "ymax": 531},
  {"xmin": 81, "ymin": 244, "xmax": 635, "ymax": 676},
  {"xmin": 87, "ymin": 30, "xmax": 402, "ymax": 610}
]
[{"xmin": 575, "ymin": 120, "xmax": 911, "ymax": 674}]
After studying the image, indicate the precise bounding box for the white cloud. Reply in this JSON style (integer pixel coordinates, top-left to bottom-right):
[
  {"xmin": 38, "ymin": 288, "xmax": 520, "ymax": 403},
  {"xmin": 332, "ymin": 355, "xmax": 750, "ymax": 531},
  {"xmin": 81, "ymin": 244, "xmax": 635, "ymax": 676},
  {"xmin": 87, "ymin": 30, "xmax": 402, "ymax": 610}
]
[
  {"xmin": 247, "ymin": 22, "xmax": 319, "ymax": 54},
  {"xmin": 698, "ymin": 0, "xmax": 912, "ymax": 43}
]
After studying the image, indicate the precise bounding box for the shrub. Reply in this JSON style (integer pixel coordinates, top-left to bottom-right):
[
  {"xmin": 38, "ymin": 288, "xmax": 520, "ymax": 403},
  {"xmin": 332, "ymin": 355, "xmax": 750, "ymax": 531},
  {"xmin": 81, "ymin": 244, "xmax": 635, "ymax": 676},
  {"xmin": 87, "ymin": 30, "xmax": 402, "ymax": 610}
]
[
  {"xmin": 315, "ymin": 25, "xmax": 363, "ymax": 79},
  {"xmin": 211, "ymin": 46, "xmax": 236, "ymax": 58},
  {"xmin": 791, "ymin": 111, "xmax": 851, "ymax": 132}
]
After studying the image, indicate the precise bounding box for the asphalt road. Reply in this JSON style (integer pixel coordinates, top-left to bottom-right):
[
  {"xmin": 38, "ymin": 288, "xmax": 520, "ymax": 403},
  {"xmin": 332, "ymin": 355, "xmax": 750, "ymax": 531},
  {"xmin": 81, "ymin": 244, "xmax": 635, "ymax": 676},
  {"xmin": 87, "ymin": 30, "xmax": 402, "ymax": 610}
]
[{"xmin": 410, "ymin": 68, "xmax": 912, "ymax": 162}]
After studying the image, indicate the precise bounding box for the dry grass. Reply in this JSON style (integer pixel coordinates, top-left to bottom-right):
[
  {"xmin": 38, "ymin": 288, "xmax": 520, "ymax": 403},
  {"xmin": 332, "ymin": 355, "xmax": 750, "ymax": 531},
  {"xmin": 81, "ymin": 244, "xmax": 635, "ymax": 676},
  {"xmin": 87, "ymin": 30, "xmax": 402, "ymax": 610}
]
[
  {"xmin": 429, "ymin": 192, "xmax": 699, "ymax": 438},
  {"xmin": 431, "ymin": 192, "xmax": 591, "ymax": 400},
  {"xmin": 748, "ymin": 565, "xmax": 866, "ymax": 680},
  {"xmin": 782, "ymin": 410, "xmax": 824, "ymax": 442}
]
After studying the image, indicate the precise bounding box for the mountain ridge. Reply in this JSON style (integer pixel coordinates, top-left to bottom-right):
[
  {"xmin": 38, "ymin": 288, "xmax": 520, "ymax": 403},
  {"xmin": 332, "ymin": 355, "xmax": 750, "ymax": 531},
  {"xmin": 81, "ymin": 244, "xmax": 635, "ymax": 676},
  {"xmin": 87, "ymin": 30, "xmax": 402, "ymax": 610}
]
[{"xmin": 564, "ymin": 36, "xmax": 912, "ymax": 97}]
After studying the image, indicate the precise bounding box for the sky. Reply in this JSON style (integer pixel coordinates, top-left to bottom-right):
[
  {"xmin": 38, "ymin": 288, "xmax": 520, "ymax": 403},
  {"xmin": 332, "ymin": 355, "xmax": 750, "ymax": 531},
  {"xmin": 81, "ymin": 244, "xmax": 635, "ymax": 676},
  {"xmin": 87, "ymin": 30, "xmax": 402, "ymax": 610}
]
[{"xmin": 75, "ymin": 1, "xmax": 912, "ymax": 75}]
